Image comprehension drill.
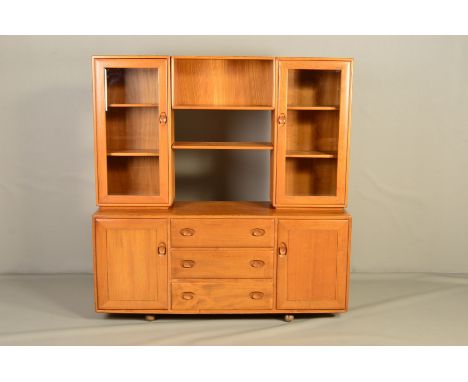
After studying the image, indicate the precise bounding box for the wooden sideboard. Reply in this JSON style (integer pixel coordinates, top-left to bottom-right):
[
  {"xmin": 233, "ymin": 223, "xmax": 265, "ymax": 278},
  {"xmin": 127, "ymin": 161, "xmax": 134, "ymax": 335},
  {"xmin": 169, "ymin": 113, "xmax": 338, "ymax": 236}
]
[{"xmin": 92, "ymin": 56, "xmax": 353, "ymax": 321}]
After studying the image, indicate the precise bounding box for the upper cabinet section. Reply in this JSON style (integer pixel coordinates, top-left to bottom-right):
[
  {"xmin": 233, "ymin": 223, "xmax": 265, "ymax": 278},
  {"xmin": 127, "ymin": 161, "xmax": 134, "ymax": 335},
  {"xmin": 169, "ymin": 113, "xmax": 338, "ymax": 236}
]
[
  {"xmin": 172, "ymin": 57, "xmax": 275, "ymax": 110},
  {"xmin": 275, "ymin": 59, "xmax": 352, "ymax": 207},
  {"xmin": 92, "ymin": 56, "xmax": 352, "ymax": 208},
  {"xmin": 93, "ymin": 57, "xmax": 170, "ymax": 206}
]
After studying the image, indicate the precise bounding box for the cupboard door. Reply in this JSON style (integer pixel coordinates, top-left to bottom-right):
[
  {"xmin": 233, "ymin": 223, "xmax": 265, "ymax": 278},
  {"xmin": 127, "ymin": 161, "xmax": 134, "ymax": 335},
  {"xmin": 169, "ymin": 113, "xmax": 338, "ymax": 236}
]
[
  {"xmin": 94, "ymin": 219, "xmax": 168, "ymax": 310},
  {"xmin": 277, "ymin": 220, "xmax": 350, "ymax": 310},
  {"xmin": 94, "ymin": 58, "xmax": 171, "ymax": 205},
  {"xmin": 275, "ymin": 59, "xmax": 352, "ymax": 207}
]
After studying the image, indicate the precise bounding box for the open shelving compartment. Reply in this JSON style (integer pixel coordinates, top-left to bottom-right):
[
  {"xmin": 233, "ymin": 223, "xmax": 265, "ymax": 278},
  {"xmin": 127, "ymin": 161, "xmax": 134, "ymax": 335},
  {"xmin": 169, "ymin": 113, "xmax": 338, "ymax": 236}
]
[
  {"xmin": 173, "ymin": 109, "xmax": 273, "ymax": 201},
  {"xmin": 105, "ymin": 66, "xmax": 162, "ymax": 196}
]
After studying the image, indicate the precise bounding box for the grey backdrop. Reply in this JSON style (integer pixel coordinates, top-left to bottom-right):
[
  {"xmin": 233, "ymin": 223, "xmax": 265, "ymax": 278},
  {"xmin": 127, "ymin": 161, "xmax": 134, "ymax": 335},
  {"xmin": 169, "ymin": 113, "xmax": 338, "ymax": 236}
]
[{"xmin": 1, "ymin": 36, "xmax": 467, "ymax": 273}]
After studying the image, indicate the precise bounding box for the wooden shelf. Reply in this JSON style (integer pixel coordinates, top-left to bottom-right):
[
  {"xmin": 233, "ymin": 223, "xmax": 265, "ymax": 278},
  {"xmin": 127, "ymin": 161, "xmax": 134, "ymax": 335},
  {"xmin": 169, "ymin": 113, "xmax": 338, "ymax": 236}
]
[
  {"xmin": 173, "ymin": 105, "xmax": 274, "ymax": 110},
  {"xmin": 286, "ymin": 150, "xmax": 336, "ymax": 158},
  {"xmin": 107, "ymin": 149, "xmax": 159, "ymax": 157},
  {"xmin": 108, "ymin": 104, "xmax": 159, "ymax": 108},
  {"xmin": 173, "ymin": 142, "xmax": 273, "ymax": 150},
  {"xmin": 287, "ymin": 106, "xmax": 339, "ymax": 111}
]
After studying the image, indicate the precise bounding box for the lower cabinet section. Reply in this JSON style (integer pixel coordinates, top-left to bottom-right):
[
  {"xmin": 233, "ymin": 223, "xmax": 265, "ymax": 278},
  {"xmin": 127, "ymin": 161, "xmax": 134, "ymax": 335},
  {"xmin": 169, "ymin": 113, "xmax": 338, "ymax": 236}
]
[
  {"xmin": 171, "ymin": 280, "xmax": 274, "ymax": 310},
  {"xmin": 93, "ymin": 208, "xmax": 351, "ymax": 314}
]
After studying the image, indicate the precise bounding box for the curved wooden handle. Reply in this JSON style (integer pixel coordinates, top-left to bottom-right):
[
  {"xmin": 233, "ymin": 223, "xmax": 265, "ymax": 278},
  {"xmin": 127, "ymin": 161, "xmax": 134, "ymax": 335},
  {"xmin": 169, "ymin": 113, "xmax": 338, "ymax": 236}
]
[
  {"xmin": 182, "ymin": 292, "xmax": 195, "ymax": 300},
  {"xmin": 278, "ymin": 242, "xmax": 287, "ymax": 256},
  {"xmin": 180, "ymin": 228, "xmax": 195, "ymax": 237},
  {"xmin": 251, "ymin": 228, "xmax": 266, "ymax": 237},
  {"xmin": 181, "ymin": 260, "xmax": 195, "ymax": 268},
  {"xmin": 157, "ymin": 242, "xmax": 167, "ymax": 255},
  {"xmin": 249, "ymin": 291, "xmax": 264, "ymax": 300},
  {"xmin": 278, "ymin": 113, "xmax": 286, "ymax": 125},
  {"xmin": 250, "ymin": 259, "xmax": 265, "ymax": 268}
]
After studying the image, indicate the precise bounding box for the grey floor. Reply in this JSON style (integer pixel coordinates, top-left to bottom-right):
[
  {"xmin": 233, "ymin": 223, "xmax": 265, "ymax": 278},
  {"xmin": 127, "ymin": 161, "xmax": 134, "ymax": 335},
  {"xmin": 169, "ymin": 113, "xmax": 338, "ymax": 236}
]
[{"xmin": 1, "ymin": 273, "xmax": 467, "ymax": 345}]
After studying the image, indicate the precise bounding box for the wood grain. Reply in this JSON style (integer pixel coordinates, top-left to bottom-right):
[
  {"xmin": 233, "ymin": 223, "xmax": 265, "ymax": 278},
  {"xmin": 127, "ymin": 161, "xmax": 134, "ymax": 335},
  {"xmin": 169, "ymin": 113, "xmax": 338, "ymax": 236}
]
[
  {"xmin": 106, "ymin": 107, "xmax": 159, "ymax": 152},
  {"xmin": 172, "ymin": 58, "xmax": 274, "ymax": 108},
  {"xmin": 285, "ymin": 157, "xmax": 337, "ymax": 196},
  {"xmin": 172, "ymin": 141, "xmax": 273, "ymax": 150},
  {"xmin": 107, "ymin": 156, "xmax": 160, "ymax": 196},
  {"xmin": 171, "ymin": 249, "xmax": 274, "ymax": 279},
  {"xmin": 107, "ymin": 68, "xmax": 159, "ymax": 105},
  {"xmin": 286, "ymin": 110, "xmax": 339, "ymax": 154},
  {"xmin": 287, "ymin": 69, "xmax": 340, "ymax": 107},
  {"xmin": 107, "ymin": 149, "xmax": 159, "ymax": 157},
  {"xmin": 94, "ymin": 201, "xmax": 351, "ymax": 219},
  {"xmin": 275, "ymin": 59, "xmax": 352, "ymax": 207},
  {"xmin": 93, "ymin": 57, "xmax": 170, "ymax": 205},
  {"xmin": 108, "ymin": 103, "xmax": 159, "ymax": 108},
  {"xmin": 171, "ymin": 280, "xmax": 273, "ymax": 310},
  {"xmin": 276, "ymin": 219, "xmax": 349, "ymax": 309},
  {"xmin": 92, "ymin": 56, "xmax": 353, "ymax": 317},
  {"xmin": 286, "ymin": 150, "xmax": 336, "ymax": 158},
  {"xmin": 170, "ymin": 218, "xmax": 274, "ymax": 248},
  {"xmin": 95, "ymin": 219, "xmax": 168, "ymax": 309}
]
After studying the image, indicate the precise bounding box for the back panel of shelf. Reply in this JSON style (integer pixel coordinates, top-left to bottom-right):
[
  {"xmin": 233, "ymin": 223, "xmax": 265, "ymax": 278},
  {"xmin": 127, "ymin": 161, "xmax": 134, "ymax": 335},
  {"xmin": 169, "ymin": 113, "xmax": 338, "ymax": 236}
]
[{"xmin": 172, "ymin": 57, "xmax": 275, "ymax": 109}]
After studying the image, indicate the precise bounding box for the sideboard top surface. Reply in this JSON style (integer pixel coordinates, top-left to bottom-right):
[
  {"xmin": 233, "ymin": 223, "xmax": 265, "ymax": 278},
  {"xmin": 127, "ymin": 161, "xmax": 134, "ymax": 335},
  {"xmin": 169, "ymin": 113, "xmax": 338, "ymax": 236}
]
[{"xmin": 94, "ymin": 201, "xmax": 351, "ymax": 219}]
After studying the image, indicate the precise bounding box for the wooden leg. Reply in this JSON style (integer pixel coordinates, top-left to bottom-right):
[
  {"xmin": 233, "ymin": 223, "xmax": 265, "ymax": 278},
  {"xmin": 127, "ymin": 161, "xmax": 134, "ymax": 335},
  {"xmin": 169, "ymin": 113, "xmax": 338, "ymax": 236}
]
[
  {"xmin": 284, "ymin": 314, "xmax": 294, "ymax": 322},
  {"xmin": 145, "ymin": 314, "xmax": 156, "ymax": 321}
]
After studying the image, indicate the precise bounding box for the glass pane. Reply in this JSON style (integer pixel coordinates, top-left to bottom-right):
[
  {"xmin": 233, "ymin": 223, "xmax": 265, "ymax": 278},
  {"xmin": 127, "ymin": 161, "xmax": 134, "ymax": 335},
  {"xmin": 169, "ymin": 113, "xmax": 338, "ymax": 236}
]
[
  {"xmin": 285, "ymin": 158, "xmax": 337, "ymax": 196},
  {"xmin": 286, "ymin": 110, "xmax": 338, "ymax": 155},
  {"xmin": 285, "ymin": 69, "xmax": 341, "ymax": 197},
  {"xmin": 107, "ymin": 68, "xmax": 159, "ymax": 105},
  {"xmin": 107, "ymin": 156, "xmax": 160, "ymax": 196},
  {"xmin": 106, "ymin": 108, "xmax": 159, "ymax": 152},
  {"xmin": 105, "ymin": 67, "xmax": 160, "ymax": 196},
  {"xmin": 287, "ymin": 69, "xmax": 340, "ymax": 107}
]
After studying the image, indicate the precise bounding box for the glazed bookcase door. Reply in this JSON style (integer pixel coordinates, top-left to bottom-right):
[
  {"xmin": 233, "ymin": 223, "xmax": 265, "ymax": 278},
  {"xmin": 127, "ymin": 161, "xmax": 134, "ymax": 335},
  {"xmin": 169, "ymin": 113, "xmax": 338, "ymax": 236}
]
[
  {"xmin": 94, "ymin": 219, "xmax": 168, "ymax": 310},
  {"xmin": 94, "ymin": 58, "xmax": 170, "ymax": 205},
  {"xmin": 276, "ymin": 219, "xmax": 349, "ymax": 310},
  {"xmin": 275, "ymin": 59, "xmax": 351, "ymax": 207}
]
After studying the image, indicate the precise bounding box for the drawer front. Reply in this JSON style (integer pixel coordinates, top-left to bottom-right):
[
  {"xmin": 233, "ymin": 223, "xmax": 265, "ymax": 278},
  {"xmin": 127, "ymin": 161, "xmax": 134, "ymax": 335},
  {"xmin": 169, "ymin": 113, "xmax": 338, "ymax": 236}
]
[
  {"xmin": 171, "ymin": 250, "xmax": 274, "ymax": 279},
  {"xmin": 170, "ymin": 218, "xmax": 274, "ymax": 248},
  {"xmin": 172, "ymin": 280, "xmax": 273, "ymax": 310}
]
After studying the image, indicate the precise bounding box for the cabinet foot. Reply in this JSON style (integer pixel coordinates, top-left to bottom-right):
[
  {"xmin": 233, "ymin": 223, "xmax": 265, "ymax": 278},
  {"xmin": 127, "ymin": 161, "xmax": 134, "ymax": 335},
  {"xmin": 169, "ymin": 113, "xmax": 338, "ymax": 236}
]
[
  {"xmin": 144, "ymin": 314, "xmax": 156, "ymax": 321},
  {"xmin": 284, "ymin": 314, "xmax": 294, "ymax": 322}
]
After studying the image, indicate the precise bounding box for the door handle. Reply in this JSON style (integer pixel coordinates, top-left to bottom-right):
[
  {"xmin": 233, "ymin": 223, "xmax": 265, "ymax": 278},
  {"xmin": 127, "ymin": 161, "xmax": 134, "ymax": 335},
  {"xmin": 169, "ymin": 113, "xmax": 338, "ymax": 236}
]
[
  {"xmin": 278, "ymin": 113, "xmax": 286, "ymax": 125},
  {"xmin": 159, "ymin": 112, "xmax": 167, "ymax": 124},
  {"xmin": 157, "ymin": 242, "xmax": 167, "ymax": 255},
  {"xmin": 278, "ymin": 242, "xmax": 287, "ymax": 256}
]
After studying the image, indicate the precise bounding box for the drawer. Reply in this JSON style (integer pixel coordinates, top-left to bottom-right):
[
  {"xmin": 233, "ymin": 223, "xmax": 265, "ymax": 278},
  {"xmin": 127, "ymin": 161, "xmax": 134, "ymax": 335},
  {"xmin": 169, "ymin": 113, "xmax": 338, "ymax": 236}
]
[
  {"xmin": 172, "ymin": 280, "xmax": 273, "ymax": 310},
  {"xmin": 171, "ymin": 250, "xmax": 273, "ymax": 279},
  {"xmin": 170, "ymin": 218, "xmax": 274, "ymax": 248}
]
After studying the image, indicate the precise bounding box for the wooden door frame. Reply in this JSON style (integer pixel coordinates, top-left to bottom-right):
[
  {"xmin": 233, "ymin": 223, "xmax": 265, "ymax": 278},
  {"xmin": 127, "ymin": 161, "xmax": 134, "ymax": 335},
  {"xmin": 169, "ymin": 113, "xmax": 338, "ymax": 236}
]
[
  {"xmin": 274, "ymin": 59, "xmax": 352, "ymax": 207},
  {"xmin": 93, "ymin": 57, "xmax": 171, "ymax": 206},
  {"xmin": 276, "ymin": 219, "xmax": 350, "ymax": 310},
  {"xmin": 94, "ymin": 218, "xmax": 168, "ymax": 310}
]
